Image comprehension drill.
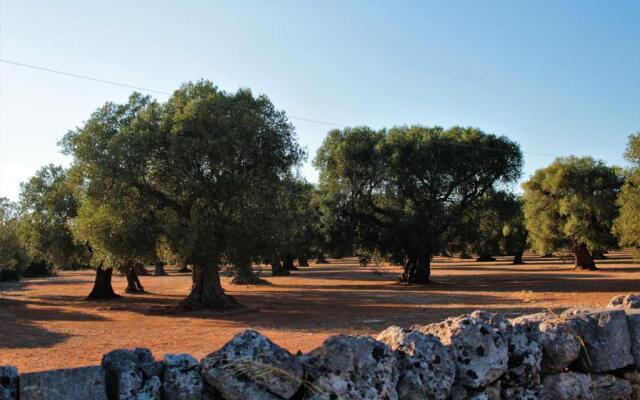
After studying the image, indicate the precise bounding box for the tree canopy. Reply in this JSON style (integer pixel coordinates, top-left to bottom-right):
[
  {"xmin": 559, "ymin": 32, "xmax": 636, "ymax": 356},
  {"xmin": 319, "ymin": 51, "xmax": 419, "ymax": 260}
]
[
  {"xmin": 0, "ymin": 197, "xmax": 28, "ymax": 281},
  {"xmin": 614, "ymin": 133, "xmax": 640, "ymax": 256},
  {"xmin": 62, "ymin": 81, "xmax": 303, "ymax": 307},
  {"xmin": 315, "ymin": 125, "xmax": 523, "ymax": 283},
  {"xmin": 522, "ymin": 156, "xmax": 622, "ymax": 269},
  {"xmin": 448, "ymin": 190, "xmax": 527, "ymax": 263},
  {"xmin": 17, "ymin": 165, "xmax": 90, "ymax": 270}
]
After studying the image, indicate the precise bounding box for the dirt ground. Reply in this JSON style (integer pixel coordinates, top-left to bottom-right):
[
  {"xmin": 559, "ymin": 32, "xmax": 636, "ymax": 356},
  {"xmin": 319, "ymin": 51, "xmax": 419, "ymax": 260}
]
[{"xmin": 1, "ymin": 253, "xmax": 639, "ymax": 372}]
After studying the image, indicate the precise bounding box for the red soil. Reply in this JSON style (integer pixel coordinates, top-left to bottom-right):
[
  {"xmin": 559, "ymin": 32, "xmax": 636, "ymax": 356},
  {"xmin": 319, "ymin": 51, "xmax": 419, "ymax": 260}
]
[{"xmin": 1, "ymin": 254, "xmax": 638, "ymax": 372}]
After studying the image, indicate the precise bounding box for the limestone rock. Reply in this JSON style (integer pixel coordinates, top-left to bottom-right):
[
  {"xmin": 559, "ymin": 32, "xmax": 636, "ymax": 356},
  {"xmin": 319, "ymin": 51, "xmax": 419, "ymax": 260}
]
[
  {"xmin": 378, "ymin": 326, "xmax": 455, "ymax": 400},
  {"xmin": 414, "ymin": 314, "xmax": 508, "ymax": 388},
  {"xmin": 474, "ymin": 311, "xmax": 541, "ymax": 386},
  {"xmin": 467, "ymin": 381, "xmax": 501, "ymax": 400},
  {"xmin": 201, "ymin": 330, "xmax": 303, "ymax": 400},
  {"xmin": 511, "ymin": 313, "xmax": 580, "ymax": 373},
  {"xmin": 607, "ymin": 294, "xmax": 640, "ymax": 309},
  {"xmin": 567, "ymin": 309, "xmax": 634, "ymax": 372},
  {"xmin": 301, "ymin": 334, "xmax": 399, "ymax": 400},
  {"xmin": 589, "ymin": 374, "xmax": 633, "ymax": 400},
  {"xmin": 0, "ymin": 366, "xmax": 18, "ymax": 400},
  {"xmin": 448, "ymin": 384, "xmax": 468, "ymax": 400},
  {"xmin": 542, "ymin": 372, "xmax": 593, "ymax": 400},
  {"xmin": 502, "ymin": 385, "xmax": 543, "ymax": 400},
  {"xmin": 19, "ymin": 366, "xmax": 107, "ymax": 400},
  {"xmin": 503, "ymin": 330, "xmax": 542, "ymax": 386},
  {"xmin": 625, "ymin": 311, "xmax": 640, "ymax": 369},
  {"xmin": 102, "ymin": 348, "xmax": 162, "ymax": 400},
  {"xmin": 163, "ymin": 354, "xmax": 203, "ymax": 400}
]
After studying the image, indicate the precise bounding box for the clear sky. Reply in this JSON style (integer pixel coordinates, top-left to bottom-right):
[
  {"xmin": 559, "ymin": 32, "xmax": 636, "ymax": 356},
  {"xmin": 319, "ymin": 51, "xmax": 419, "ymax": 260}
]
[{"xmin": 1, "ymin": 0, "xmax": 639, "ymax": 200}]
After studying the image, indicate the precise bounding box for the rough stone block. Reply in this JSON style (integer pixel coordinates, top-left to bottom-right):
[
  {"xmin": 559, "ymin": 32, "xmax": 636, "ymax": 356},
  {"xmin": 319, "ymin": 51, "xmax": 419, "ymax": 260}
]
[
  {"xmin": 567, "ymin": 309, "xmax": 634, "ymax": 372},
  {"xmin": 19, "ymin": 366, "xmax": 107, "ymax": 400},
  {"xmin": 0, "ymin": 366, "xmax": 18, "ymax": 400},
  {"xmin": 201, "ymin": 330, "xmax": 303, "ymax": 400}
]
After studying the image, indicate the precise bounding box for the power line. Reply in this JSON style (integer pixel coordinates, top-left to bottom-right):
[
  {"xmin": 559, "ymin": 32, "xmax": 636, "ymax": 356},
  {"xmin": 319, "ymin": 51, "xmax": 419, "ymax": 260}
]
[
  {"xmin": 0, "ymin": 58, "xmax": 627, "ymax": 164},
  {"xmin": 0, "ymin": 59, "xmax": 171, "ymax": 96}
]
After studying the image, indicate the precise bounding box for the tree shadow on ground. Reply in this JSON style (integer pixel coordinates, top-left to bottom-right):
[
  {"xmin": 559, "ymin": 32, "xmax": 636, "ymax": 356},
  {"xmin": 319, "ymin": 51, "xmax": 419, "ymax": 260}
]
[
  {"xmin": 0, "ymin": 297, "xmax": 108, "ymax": 349},
  {"xmin": 3, "ymin": 254, "xmax": 639, "ymax": 341},
  {"xmin": 12, "ymin": 282, "xmax": 564, "ymax": 335}
]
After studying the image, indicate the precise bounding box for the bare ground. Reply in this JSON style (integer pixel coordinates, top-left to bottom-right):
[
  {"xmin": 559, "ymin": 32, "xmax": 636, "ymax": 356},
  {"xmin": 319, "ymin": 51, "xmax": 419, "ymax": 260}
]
[{"xmin": 1, "ymin": 253, "xmax": 639, "ymax": 372}]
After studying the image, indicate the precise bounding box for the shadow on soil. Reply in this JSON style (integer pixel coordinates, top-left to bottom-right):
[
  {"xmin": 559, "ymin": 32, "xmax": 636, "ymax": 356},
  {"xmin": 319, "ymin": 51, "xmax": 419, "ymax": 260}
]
[
  {"xmin": 0, "ymin": 296, "xmax": 108, "ymax": 349},
  {"xmin": 2, "ymin": 253, "xmax": 639, "ymax": 341}
]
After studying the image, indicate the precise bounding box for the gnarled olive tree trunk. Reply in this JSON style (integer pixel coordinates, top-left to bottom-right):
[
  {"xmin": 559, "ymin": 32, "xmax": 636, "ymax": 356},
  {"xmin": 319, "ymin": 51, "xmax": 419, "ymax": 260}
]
[
  {"xmin": 400, "ymin": 254, "xmax": 431, "ymax": 284},
  {"xmin": 298, "ymin": 258, "xmax": 309, "ymax": 267},
  {"xmin": 87, "ymin": 267, "xmax": 120, "ymax": 300},
  {"xmin": 177, "ymin": 257, "xmax": 190, "ymax": 273},
  {"xmin": 574, "ymin": 243, "xmax": 597, "ymax": 270},
  {"xmin": 181, "ymin": 264, "xmax": 236, "ymax": 309},
  {"xmin": 271, "ymin": 255, "xmax": 289, "ymax": 276},
  {"xmin": 125, "ymin": 263, "xmax": 145, "ymax": 294},
  {"xmin": 154, "ymin": 261, "xmax": 168, "ymax": 276},
  {"xmin": 513, "ymin": 249, "xmax": 524, "ymax": 265},
  {"xmin": 282, "ymin": 255, "xmax": 297, "ymax": 271}
]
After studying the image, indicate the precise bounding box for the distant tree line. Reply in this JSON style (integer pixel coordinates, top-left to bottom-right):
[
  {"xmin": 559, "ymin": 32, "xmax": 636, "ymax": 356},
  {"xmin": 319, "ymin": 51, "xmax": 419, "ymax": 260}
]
[{"xmin": 1, "ymin": 80, "xmax": 638, "ymax": 309}]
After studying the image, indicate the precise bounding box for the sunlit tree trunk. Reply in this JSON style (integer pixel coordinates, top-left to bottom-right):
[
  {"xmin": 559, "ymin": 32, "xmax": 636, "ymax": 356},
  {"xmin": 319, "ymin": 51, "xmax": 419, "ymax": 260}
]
[
  {"xmin": 181, "ymin": 264, "xmax": 236, "ymax": 309},
  {"xmin": 87, "ymin": 267, "xmax": 120, "ymax": 300},
  {"xmin": 125, "ymin": 262, "xmax": 145, "ymax": 294}
]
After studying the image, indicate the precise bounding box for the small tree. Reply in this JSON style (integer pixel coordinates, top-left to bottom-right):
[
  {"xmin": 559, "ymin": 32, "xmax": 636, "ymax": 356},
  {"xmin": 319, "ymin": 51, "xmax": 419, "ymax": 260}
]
[
  {"xmin": 614, "ymin": 133, "xmax": 640, "ymax": 257},
  {"xmin": 523, "ymin": 156, "xmax": 622, "ymax": 270},
  {"xmin": 315, "ymin": 125, "xmax": 523, "ymax": 284},
  {"xmin": 0, "ymin": 198, "xmax": 28, "ymax": 281},
  {"xmin": 17, "ymin": 165, "xmax": 90, "ymax": 271}
]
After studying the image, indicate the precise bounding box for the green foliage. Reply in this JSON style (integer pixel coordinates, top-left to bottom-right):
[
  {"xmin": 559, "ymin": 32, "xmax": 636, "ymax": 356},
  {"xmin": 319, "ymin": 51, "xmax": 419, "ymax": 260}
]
[
  {"xmin": 71, "ymin": 188, "xmax": 160, "ymax": 271},
  {"xmin": 273, "ymin": 178, "xmax": 317, "ymax": 263},
  {"xmin": 17, "ymin": 165, "xmax": 90, "ymax": 269},
  {"xmin": 449, "ymin": 191, "xmax": 527, "ymax": 259},
  {"xmin": 0, "ymin": 198, "xmax": 28, "ymax": 281},
  {"xmin": 311, "ymin": 189, "xmax": 356, "ymax": 258},
  {"xmin": 62, "ymin": 81, "xmax": 303, "ymax": 281},
  {"xmin": 614, "ymin": 133, "xmax": 640, "ymax": 255},
  {"xmin": 314, "ymin": 125, "xmax": 523, "ymax": 275},
  {"xmin": 522, "ymin": 156, "xmax": 622, "ymax": 255},
  {"xmin": 500, "ymin": 196, "xmax": 528, "ymax": 259}
]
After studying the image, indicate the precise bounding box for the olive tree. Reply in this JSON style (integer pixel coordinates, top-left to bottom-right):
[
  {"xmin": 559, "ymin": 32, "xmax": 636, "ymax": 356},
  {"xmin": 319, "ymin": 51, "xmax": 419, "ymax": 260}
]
[
  {"xmin": 523, "ymin": 156, "xmax": 622, "ymax": 270},
  {"xmin": 62, "ymin": 82, "xmax": 302, "ymax": 309},
  {"xmin": 0, "ymin": 198, "xmax": 28, "ymax": 281},
  {"xmin": 17, "ymin": 165, "xmax": 90, "ymax": 271},
  {"xmin": 449, "ymin": 191, "xmax": 527, "ymax": 263},
  {"xmin": 614, "ymin": 133, "xmax": 640, "ymax": 256},
  {"xmin": 315, "ymin": 125, "xmax": 523, "ymax": 284}
]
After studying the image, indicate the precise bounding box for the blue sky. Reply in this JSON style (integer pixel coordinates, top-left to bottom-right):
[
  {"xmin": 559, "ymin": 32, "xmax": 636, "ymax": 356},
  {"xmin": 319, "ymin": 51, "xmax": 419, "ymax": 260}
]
[{"xmin": 1, "ymin": 0, "xmax": 639, "ymax": 200}]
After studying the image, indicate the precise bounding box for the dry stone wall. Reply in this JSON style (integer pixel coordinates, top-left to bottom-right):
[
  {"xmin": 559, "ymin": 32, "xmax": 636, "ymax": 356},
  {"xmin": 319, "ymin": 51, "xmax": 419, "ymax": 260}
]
[{"xmin": 4, "ymin": 293, "xmax": 640, "ymax": 399}]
